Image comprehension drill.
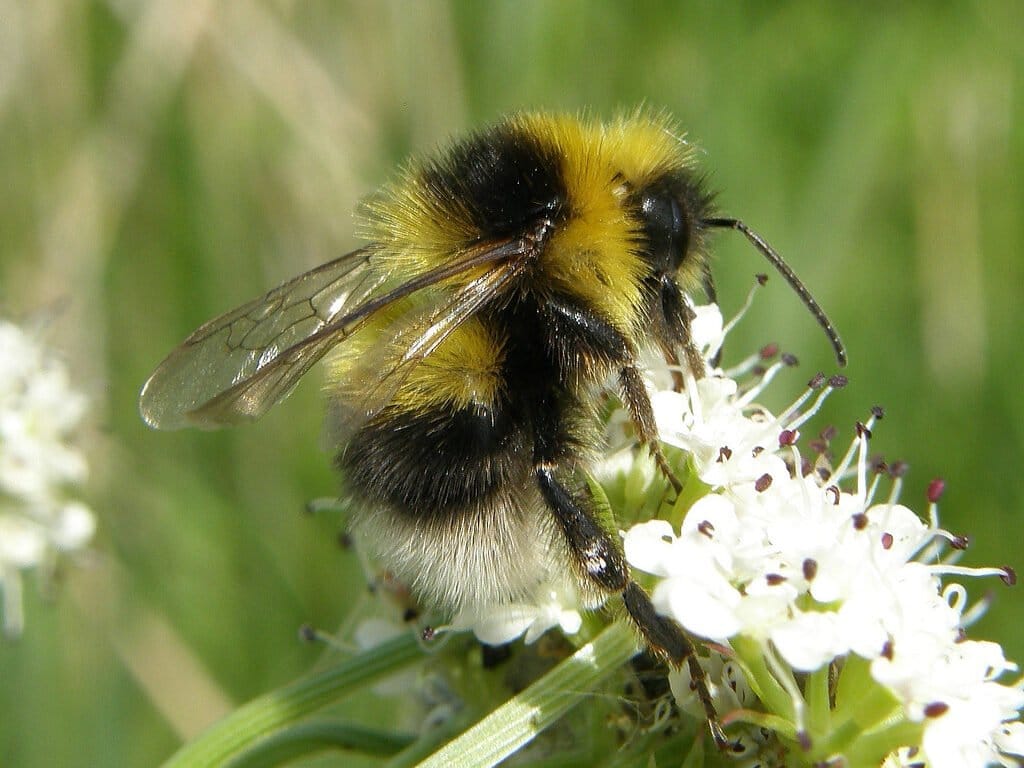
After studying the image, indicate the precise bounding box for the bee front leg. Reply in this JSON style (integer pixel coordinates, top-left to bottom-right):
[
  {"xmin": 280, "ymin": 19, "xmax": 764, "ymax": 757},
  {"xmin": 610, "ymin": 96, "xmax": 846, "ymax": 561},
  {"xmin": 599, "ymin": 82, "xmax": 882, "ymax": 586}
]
[
  {"xmin": 618, "ymin": 366, "xmax": 683, "ymax": 494},
  {"xmin": 659, "ymin": 275, "xmax": 708, "ymax": 379},
  {"xmin": 534, "ymin": 464, "xmax": 729, "ymax": 749}
]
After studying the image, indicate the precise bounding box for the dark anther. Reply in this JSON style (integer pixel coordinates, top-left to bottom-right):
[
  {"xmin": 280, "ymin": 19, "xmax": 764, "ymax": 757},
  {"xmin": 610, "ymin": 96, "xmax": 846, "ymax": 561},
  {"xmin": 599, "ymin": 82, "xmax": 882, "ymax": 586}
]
[
  {"xmin": 760, "ymin": 342, "xmax": 779, "ymax": 359},
  {"xmin": 755, "ymin": 473, "xmax": 773, "ymax": 492},
  {"xmin": 889, "ymin": 460, "xmax": 909, "ymax": 478},
  {"xmin": 808, "ymin": 372, "xmax": 826, "ymax": 389},
  {"xmin": 778, "ymin": 428, "xmax": 798, "ymax": 446},
  {"xmin": 950, "ymin": 535, "xmax": 969, "ymax": 551},
  {"xmin": 781, "ymin": 352, "xmax": 799, "ymax": 367},
  {"xmin": 718, "ymin": 446, "xmax": 733, "ymax": 462},
  {"xmin": 828, "ymin": 374, "xmax": 848, "ymax": 388},
  {"xmin": 923, "ymin": 702, "xmax": 949, "ymax": 718},
  {"xmin": 697, "ymin": 520, "xmax": 715, "ymax": 538},
  {"xmin": 820, "ymin": 425, "xmax": 838, "ymax": 441},
  {"xmin": 881, "ymin": 640, "xmax": 894, "ymax": 660},
  {"xmin": 826, "ymin": 486, "xmax": 841, "ymax": 505},
  {"xmin": 871, "ymin": 405, "xmax": 885, "ymax": 419},
  {"xmin": 927, "ymin": 478, "xmax": 946, "ymax": 504},
  {"xmin": 766, "ymin": 573, "xmax": 786, "ymax": 586},
  {"xmin": 298, "ymin": 624, "xmax": 317, "ymax": 643},
  {"xmin": 756, "ymin": 273, "xmax": 769, "ymax": 285},
  {"xmin": 1001, "ymin": 567, "xmax": 1017, "ymax": 587},
  {"xmin": 855, "ymin": 421, "xmax": 872, "ymax": 439},
  {"xmin": 881, "ymin": 532, "xmax": 894, "ymax": 550},
  {"xmin": 422, "ymin": 626, "xmax": 436, "ymax": 641},
  {"xmin": 852, "ymin": 513, "xmax": 869, "ymax": 530},
  {"xmin": 802, "ymin": 558, "xmax": 818, "ymax": 581}
]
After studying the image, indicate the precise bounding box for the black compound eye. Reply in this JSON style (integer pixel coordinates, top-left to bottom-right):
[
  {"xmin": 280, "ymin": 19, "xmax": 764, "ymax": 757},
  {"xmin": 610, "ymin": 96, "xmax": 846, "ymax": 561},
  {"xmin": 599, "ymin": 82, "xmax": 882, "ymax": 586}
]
[{"xmin": 638, "ymin": 188, "xmax": 689, "ymax": 273}]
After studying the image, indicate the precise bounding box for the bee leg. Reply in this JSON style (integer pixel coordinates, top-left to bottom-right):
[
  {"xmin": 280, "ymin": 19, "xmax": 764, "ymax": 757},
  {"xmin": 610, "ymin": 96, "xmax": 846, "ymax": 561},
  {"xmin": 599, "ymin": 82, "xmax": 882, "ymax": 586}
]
[
  {"xmin": 534, "ymin": 466, "xmax": 729, "ymax": 749},
  {"xmin": 677, "ymin": 302, "xmax": 708, "ymax": 379},
  {"xmin": 660, "ymin": 275, "xmax": 707, "ymax": 379},
  {"xmin": 621, "ymin": 583, "xmax": 730, "ymax": 749},
  {"xmin": 618, "ymin": 366, "xmax": 682, "ymax": 494}
]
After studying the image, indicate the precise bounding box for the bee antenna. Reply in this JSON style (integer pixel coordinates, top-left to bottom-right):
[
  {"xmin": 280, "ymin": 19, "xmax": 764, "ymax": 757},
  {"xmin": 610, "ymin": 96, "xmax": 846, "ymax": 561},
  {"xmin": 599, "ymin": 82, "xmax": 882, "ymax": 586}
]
[{"xmin": 702, "ymin": 217, "xmax": 847, "ymax": 367}]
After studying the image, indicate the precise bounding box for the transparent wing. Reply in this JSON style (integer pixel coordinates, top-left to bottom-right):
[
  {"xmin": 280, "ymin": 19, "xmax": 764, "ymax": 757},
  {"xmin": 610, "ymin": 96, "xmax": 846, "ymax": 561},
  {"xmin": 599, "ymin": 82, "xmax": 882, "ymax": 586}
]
[
  {"xmin": 140, "ymin": 237, "xmax": 531, "ymax": 430},
  {"xmin": 350, "ymin": 249, "xmax": 532, "ymax": 426}
]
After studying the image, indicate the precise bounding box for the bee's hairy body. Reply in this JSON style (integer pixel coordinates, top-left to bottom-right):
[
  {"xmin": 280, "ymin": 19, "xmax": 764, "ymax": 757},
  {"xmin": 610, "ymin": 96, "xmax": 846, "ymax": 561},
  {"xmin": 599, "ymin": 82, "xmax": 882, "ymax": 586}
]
[{"xmin": 332, "ymin": 113, "xmax": 713, "ymax": 614}]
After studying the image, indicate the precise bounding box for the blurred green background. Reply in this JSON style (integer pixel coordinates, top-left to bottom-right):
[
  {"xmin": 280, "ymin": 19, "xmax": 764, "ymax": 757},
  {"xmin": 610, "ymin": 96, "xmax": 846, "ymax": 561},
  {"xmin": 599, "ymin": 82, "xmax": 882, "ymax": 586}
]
[{"xmin": 1, "ymin": 1, "xmax": 1022, "ymax": 765}]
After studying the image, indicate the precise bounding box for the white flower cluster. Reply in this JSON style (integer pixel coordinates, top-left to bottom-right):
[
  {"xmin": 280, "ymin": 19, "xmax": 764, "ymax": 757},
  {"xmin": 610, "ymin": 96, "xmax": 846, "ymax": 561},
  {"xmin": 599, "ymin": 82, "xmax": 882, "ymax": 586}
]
[
  {"xmin": 0, "ymin": 320, "xmax": 95, "ymax": 636},
  {"xmin": 425, "ymin": 295, "xmax": 1023, "ymax": 767},
  {"xmin": 621, "ymin": 302, "xmax": 1024, "ymax": 767}
]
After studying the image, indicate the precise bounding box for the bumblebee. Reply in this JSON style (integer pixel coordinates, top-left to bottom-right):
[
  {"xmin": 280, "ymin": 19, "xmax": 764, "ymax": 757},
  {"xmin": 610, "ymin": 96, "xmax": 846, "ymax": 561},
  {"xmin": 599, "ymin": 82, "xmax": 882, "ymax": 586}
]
[{"xmin": 140, "ymin": 111, "xmax": 845, "ymax": 744}]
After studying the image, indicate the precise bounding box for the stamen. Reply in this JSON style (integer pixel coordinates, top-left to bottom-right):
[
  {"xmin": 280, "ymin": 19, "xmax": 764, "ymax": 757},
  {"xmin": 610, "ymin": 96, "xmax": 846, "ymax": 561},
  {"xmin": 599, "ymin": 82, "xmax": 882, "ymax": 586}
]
[
  {"xmin": 959, "ymin": 594, "xmax": 993, "ymax": 628},
  {"xmin": 723, "ymin": 352, "xmax": 767, "ymax": 379},
  {"xmin": 942, "ymin": 583, "xmax": 968, "ymax": 615},
  {"xmin": 737, "ymin": 360, "xmax": 788, "ymax": 407},
  {"xmin": 721, "ymin": 277, "xmax": 763, "ymax": 338},
  {"xmin": 865, "ymin": 469, "xmax": 883, "ymax": 508},
  {"xmin": 926, "ymin": 564, "xmax": 1016, "ymax": 583},
  {"xmin": 782, "ymin": 381, "xmax": 837, "ymax": 432}
]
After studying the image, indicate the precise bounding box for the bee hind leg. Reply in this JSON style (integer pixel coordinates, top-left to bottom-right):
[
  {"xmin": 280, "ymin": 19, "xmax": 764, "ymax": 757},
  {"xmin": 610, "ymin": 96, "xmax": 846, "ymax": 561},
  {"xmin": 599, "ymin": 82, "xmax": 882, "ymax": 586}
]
[
  {"xmin": 534, "ymin": 464, "xmax": 730, "ymax": 749},
  {"xmin": 622, "ymin": 582, "xmax": 730, "ymax": 748}
]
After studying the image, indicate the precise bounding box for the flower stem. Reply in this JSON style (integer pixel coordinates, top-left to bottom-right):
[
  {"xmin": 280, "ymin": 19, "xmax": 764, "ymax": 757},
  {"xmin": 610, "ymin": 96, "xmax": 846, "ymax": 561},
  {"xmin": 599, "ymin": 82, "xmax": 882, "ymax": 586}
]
[
  {"xmin": 831, "ymin": 655, "xmax": 900, "ymax": 733},
  {"xmin": 417, "ymin": 621, "xmax": 639, "ymax": 768},
  {"xmin": 804, "ymin": 664, "xmax": 832, "ymax": 736},
  {"xmin": 810, "ymin": 686, "xmax": 902, "ymax": 761},
  {"xmin": 161, "ymin": 632, "xmax": 423, "ymax": 768},
  {"xmin": 731, "ymin": 636, "xmax": 797, "ymax": 721}
]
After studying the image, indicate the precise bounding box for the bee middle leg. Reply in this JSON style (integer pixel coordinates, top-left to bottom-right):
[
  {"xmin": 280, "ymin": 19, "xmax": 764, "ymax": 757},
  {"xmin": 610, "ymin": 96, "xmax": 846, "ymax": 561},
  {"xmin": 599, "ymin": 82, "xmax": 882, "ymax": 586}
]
[{"xmin": 534, "ymin": 464, "xmax": 729, "ymax": 748}]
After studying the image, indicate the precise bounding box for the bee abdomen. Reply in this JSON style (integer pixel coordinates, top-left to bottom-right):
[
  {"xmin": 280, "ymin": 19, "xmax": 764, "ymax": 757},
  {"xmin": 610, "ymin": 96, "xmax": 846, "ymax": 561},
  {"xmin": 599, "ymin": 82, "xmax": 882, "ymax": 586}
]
[{"xmin": 339, "ymin": 401, "xmax": 530, "ymax": 519}]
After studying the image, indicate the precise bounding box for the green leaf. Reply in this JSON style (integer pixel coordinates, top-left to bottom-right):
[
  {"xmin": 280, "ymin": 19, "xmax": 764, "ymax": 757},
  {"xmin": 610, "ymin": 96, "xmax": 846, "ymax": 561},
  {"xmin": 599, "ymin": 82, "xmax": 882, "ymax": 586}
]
[
  {"xmin": 162, "ymin": 632, "xmax": 423, "ymax": 768},
  {"xmin": 417, "ymin": 621, "xmax": 639, "ymax": 768},
  {"xmin": 224, "ymin": 721, "xmax": 416, "ymax": 768}
]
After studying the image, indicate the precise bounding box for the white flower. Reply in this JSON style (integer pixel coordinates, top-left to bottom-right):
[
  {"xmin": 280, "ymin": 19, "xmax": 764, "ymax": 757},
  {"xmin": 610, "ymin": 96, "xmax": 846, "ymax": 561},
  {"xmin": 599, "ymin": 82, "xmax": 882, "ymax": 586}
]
[
  {"xmin": 623, "ymin": 299, "xmax": 1024, "ymax": 766},
  {"xmin": 449, "ymin": 579, "xmax": 583, "ymax": 647},
  {"xmin": 0, "ymin": 320, "xmax": 96, "ymax": 636}
]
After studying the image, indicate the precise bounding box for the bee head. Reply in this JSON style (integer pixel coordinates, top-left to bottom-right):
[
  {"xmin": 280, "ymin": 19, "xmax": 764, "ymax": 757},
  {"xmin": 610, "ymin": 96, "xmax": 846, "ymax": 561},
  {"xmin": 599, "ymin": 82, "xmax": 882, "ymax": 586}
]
[{"xmin": 634, "ymin": 173, "xmax": 712, "ymax": 285}]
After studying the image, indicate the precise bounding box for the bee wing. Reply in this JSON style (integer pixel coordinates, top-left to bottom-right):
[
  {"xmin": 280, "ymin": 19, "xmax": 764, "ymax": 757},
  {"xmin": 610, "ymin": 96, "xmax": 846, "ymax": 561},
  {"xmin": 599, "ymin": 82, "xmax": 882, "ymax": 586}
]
[
  {"xmin": 350, "ymin": 248, "xmax": 531, "ymax": 426},
  {"xmin": 139, "ymin": 247, "xmax": 382, "ymax": 430},
  {"xmin": 140, "ymin": 237, "xmax": 530, "ymax": 430}
]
